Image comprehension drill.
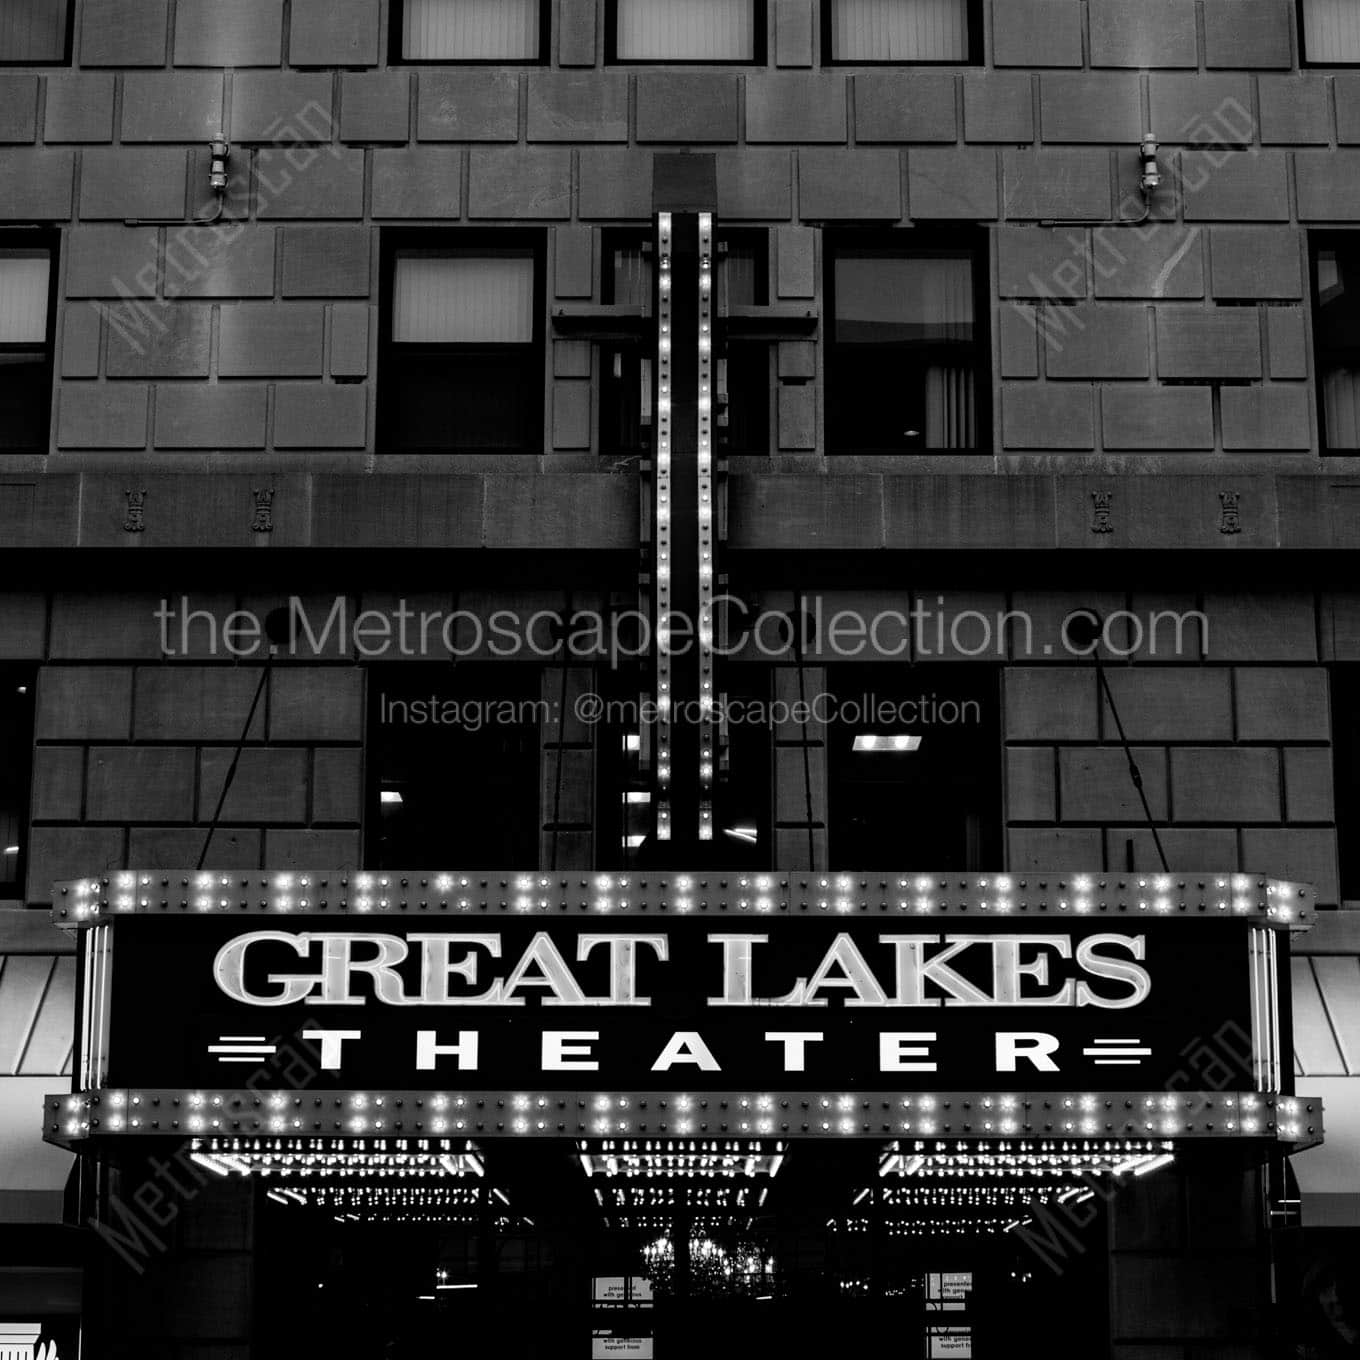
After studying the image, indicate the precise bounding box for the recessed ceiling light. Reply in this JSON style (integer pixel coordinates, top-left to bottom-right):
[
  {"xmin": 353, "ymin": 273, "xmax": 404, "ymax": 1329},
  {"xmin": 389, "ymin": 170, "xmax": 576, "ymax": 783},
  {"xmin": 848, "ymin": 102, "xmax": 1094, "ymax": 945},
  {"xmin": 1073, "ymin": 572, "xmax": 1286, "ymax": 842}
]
[
  {"xmin": 380, "ymin": 790, "xmax": 404, "ymax": 806},
  {"xmin": 853, "ymin": 734, "xmax": 922, "ymax": 753},
  {"xmin": 723, "ymin": 826, "xmax": 758, "ymax": 844}
]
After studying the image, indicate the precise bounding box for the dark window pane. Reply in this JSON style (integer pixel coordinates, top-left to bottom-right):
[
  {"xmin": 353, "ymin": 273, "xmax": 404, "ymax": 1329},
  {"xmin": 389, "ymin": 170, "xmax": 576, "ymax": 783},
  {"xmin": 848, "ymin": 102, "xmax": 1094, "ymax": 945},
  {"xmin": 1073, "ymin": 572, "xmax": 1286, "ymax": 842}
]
[
  {"xmin": 605, "ymin": 238, "xmax": 652, "ymax": 307},
  {"xmin": 0, "ymin": 0, "xmax": 67, "ymax": 63},
  {"xmin": 722, "ymin": 341, "xmax": 769, "ymax": 453},
  {"xmin": 833, "ymin": 253, "xmax": 974, "ymax": 344},
  {"xmin": 384, "ymin": 351, "xmax": 540, "ymax": 451},
  {"xmin": 0, "ymin": 353, "xmax": 49, "ymax": 451},
  {"xmin": 0, "ymin": 668, "xmax": 34, "ymax": 896},
  {"xmin": 601, "ymin": 343, "xmax": 651, "ymax": 455}
]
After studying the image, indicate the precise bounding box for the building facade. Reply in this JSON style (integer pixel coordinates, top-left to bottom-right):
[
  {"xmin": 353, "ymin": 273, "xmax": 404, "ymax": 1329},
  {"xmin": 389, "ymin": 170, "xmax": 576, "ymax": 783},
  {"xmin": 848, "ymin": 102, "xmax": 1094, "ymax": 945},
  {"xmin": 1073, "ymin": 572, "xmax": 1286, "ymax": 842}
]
[{"xmin": 1, "ymin": 0, "xmax": 1359, "ymax": 1356}]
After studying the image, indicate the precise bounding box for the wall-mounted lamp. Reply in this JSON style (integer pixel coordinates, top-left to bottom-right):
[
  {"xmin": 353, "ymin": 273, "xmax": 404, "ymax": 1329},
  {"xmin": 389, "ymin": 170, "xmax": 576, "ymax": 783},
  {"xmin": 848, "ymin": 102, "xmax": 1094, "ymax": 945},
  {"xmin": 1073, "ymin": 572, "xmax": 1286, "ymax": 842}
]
[
  {"xmin": 125, "ymin": 135, "xmax": 231, "ymax": 227},
  {"xmin": 208, "ymin": 137, "xmax": 231, "ymax": 195},
  {"xmin": 1139, "ymin": 134, "xmax": 1160, "ymax": 195}
]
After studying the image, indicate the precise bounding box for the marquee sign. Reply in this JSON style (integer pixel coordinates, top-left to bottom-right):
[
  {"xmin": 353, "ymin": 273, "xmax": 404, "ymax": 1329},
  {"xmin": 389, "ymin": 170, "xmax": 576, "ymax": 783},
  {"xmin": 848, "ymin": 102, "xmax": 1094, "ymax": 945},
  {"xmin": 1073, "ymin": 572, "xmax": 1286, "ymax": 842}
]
[{"xmin": 44, "ymin": 871, "xmax": 1322, "ymax": 1150}]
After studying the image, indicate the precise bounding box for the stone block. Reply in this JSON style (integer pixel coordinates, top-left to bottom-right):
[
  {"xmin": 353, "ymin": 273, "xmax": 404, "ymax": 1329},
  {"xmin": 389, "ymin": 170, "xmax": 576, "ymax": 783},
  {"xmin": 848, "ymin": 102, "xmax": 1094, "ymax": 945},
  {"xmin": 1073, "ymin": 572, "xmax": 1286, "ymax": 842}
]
[
  {"xmin": 64, "ymin": 227, "xmax": 158, "ymax": 298},
  {"xmin": 1088, "ymin": 0, "xmax": 1198, "ymax": 67},
  {"xmin": 130, "ymin": 826, "xmax": 260, "ymax": 869},
  {"xmin": 313, "ymin": 748, "xmax": 363, "ymax": 824},
  {"xmin": 1002, "ymin": 150, "xmax": 1110, "ymax": 221},
  {"xmin": 799, "ymin": 149, "xmax": 900, "ymax": 219},
  {"xmin": 747, "ymin": 73, "xmax": 847, "ymax": 142},
  {"xmin": 1267, "ymin": 307, "xmax": 1308, "ymax": 379},
  {"xmin": 173, "ymin": 0, "xmax": 284, "ymax": 66},
  {"xmin": 79, "ymin": 148, "xmax": 184, "ymax": 221},
  {"xmin": 163, "ymin": 226, "xmax": 275, "ymax": 300},
  {"xmin": 60, "ymin": 304, "xmax": 101, "ymax": 378},
  {"xmin": 281, "ymin": 226, "xmax": 371, "ymax": 295},
  {"xmin": 552, "ymin": 381, "xmax": 591, "ymax": 449},
  {"xmin": 30, "ymin": 747, "xmax": 84, "ymax": 822},
  {"xmin": 469, "ymin": 148, "xmax": 571, "ymax": 218},
  {"xmin": 44, "ymin": 74, "xmax": 115, "ymax": 143},
  {"xmin": 559, "ymin": 0, "xmax": 598, "ymax": 66},
  {"xmin": 26, "ymin": 828, "xmax": 125, "ymax": 906},
  {"xmin": 717, "ymin": 149, "xmax": 793, "ymax": 219},
  {"xmin": 0, "ymin": 149, "xmax": 70, "ymax": 221},
  {"xmin": 1061, "ymin": 747, "xmax": 1169, "ymax": 821},
  {"xmin": 636, "ymin": 75, "xmax": 740, "ymax": 143},
  {"xmin": 371, "ymin": 147, "xmax": 462, "ymax": 217},
  {"xmin": 290, "ymin": 0, "xmax": 381, "ymax": 66},
  {"xmin": 998, "ymin": 228, "xmax": 1087, "ymax": 299},
  {"xmin": 1156, "ymin": 309, "xmax": 1261, "ymax": 380},
  {"xmin": 1297, "ymin": 152, "xmax": 1360, "ymax": 221},
  {"xmin": 1203, "ymin": 0, "xmax": 1293, "ymax": 68},
  {"xmin": 263, "ymin": 828, "xmax": 360, "ymax": 868},
  {"xmin": 50, "ymin": 594, "xmax": 162, "ymax": 660},
  {"xmin": 778, "ymin": 384, "xmax": 817, "ymax": 449},
  {"xmin": 1044, "ymin": 304, "xmax": 1150, "ymax": 379},
  {"xmin": 1240, "ymin": 828, "xmax": 1338, "ymax": 904},
  {"xmin": 56, "ymin": 384, "xmax": 148, "ymax": 449},
  {"xmin": 1182, "ymin": 151, "xmax": 1290, "ymax": 221},
  {"xmin": 554, "ymin": 339, "xmax": 592, "ymax": 377},
  {"xmin": 908, "ymin": 147, "xmax": 997, "ymax": 219},
  {"xmin": 855, "ymin": 71, "xmax": 956, "ymax": 145},
  {"xmin": 0, "ymin": 594, "xmax": 45, "ymax": 660},
  {"xmin": 774, "ymin": 744, "xmax": 827, "ymax": 824},
  {"xmin": 80, "ymin": 0, "xmax": 167, "ymax": 66},
  {"xmin": 36, "ymin": 668, "xmax": 132, "ymax": 739},
  {"xmin": 1001, "ymin": 384, "xmax": 1094, "ymax": 449},
  {"xmin": 330, "ymin": 303, "xmax": 370, "ymax": 377},
  {"xmin": 1171, "ymin": 747, "xmax": 1281, "ymax": 822},
  {"xmin": 270, "ymin": 668, "xmax": 363, "ymax": 740},
  {"xmin": 121, "ymin": 74, "xmax": 224, "ymax": 144},
  {"xmin": 1007, "ymin": 827, "xmax": 1104, "ymax": 872},
  {"xmin": 540, "ymin": 748, "xmax": 594, "ymax": 826},
  {"xmin": 198, "ymin": 748, "xmax": 308, "ymax": 825},
  {"xmin": 993, "ymin": 0, "xmax": 1083, "ymax": 66},
  {"xmin": 1007, "ymin": 747, "xmax": 1055, "ymax": 821},
  {"xmin": 578, "ymin": 148, "xmax": 652, "ymax": 218},
  {"xmin": 1221, "ymin": 386, "xmax": 1312, "ymax": 451},
  {"xmin": 1209, "ymin": 599, "xmax": 1319, "ymax": 663},
  {"xmin": 0, "ymin": 76, "xmax": 36, "ymax": 143},
  {"xmin": 1285, "ymin": 748, "xmax": 1334, "ymax": 823},
  {"xmin": 1092, "ymin": 225, "xmax": 1204, "ymax": 299},
  {"xmin": 1040, "ymin": 74, "xmax": 1142, "ymax": 143},
  {"xmin": 341, "ymin": 72, "xmax": 410, "ymax": 143},
  {"xmin": 1108, "ymin": 827, "xmax": 1239, "ymax": 873},
  {"xmin": 106, "ymin": 305, "xmax": 210, "ymax": 378},
  {"xmin": 1004, "ymin": 667, "xmax": 1097, "ymax": 739},
  {"xmin": 417, "ymin": 71, "xmax": 519, "ymax": 142},
  {"xmin": 273, "ymin": 384, "xmax": 368, "ymax": 448},
  {"xmin": 1258, "ymin": 77, "xmax": 1332, "ymax": 144},
  {"xmin": 155, "ymin": 384, "xmax": 269, "ymax": 449},
  {"xmin": 964, "ymin": 72, "xmax": 1033, "ymax": 143},
  {"xmin": 87, "ymin": 747, "xmax": 197, "ymax": 823},
  {"xmin": 230, "ymin": 72, "xmax": 333, "ymax": 143},
  {"xmin": 777, "ymin": 225, "xmax": 815, "ymax": 297},
  {"xmin": 1209, "ymin": 227, "xmax": 1303, "ymax": 299},
  {"xmin": 554, "ymin": 225, "xmax": 593, "ymax": 298},
  {"xmin": 219, "ymin": 304, "xmax": 325, "ymax": 377},
  {"xmin": 999, "ymin": 305, "xmax": 1038, "ymax": 377},
  {"xmin": 1149, "ymin": 74, "xmax": 1255, "ymax": 145},
  {"xmin": 528, "ymin": 73, "xmax": 628, "ymax": 141},
  {"xmin": 256, "ymin": 147, "xmax": 365, "ymax": 219},
  {"xmin": 777, "ymin": 340, "xmax": 816, "ymax": 378},
  {"xmin": 775, "ymin": 0, "xmax": 814, "ymax": 66},
  {"xmin": 1101, "ymin": 385, "xmax": 1213, "ymax": 450},
  {"xmin": 134, "ymin": 667, "xmax": 267, "ymax": 741},
  {"xmin": 1339, "ymin": 77, "xmax": 1360, "ymax": 144}
]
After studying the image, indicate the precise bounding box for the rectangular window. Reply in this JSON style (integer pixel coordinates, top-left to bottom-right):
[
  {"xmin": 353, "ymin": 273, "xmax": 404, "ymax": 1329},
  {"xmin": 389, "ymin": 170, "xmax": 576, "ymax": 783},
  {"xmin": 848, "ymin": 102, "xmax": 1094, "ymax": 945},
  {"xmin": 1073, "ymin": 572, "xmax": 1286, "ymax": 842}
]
[
  {"xmin": 826, "ymin": 232, "xmax": 989, "ymax": 453},
  {"xmin": 608, "ymin": 0, "xmax": 765, "ymax": 63},
  {"xmin": 0, "ymin": 234, "xmax": 56, "ymax": 454},
  {"xmin": 1300, "ymin": 0, "xmax": 1360, "ymax": 64},
  {"xmin": 0, "ymin": 667, "xmax": 34, "ymax": 900},
  {"xmin": 1312, "ymin": 233, "xmax": 1360, "ymax": 453},
  {"xmin": 395, "ymin": 0, "xmax": 546, "ymax": 62},
  {"xmin": 0, "ymin": 0, "xmax": 70, "ymax": 65},
  {"xmin": 379, "ymin": 234, "xmax": 545, "ymax": 453},
  {"xmin": 824, "ymin": 0, "xmax": 979, "ymax": 63}
]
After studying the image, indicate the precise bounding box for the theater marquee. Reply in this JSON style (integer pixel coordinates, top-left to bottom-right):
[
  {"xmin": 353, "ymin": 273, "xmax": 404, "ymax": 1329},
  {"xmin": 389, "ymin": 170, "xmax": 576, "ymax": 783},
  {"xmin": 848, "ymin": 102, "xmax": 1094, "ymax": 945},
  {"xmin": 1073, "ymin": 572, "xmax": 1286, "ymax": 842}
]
[{"xmin": 45, "ymin": 871, "xmax": 1322, "ymax": 1150}]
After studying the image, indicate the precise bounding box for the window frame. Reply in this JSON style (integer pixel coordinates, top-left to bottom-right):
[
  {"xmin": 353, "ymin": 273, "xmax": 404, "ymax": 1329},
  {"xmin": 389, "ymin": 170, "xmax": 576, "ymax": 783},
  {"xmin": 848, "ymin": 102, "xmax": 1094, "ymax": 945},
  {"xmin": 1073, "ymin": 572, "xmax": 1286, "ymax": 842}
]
[
  {"xmin": 388, "ymin": 0, "xmax": 552, "ymax": 66},
  {"xmin": 0, "ymin": 664, "xmax": 35, "ymax": 903},
  {"xmin": 605, "ymin": 0, "xmax": 769, "ymax": 66},
  {"xmin": 1310, "ymin": 230, "xmax": 1360, "ymax": 455},
  {"xmin": 823, "ymin": 227, "xmax": 992, "ymax": 456},
  {"xmin": 0, "ymin": 0, "xmax": 74, "ymax": 67},
  {"xmin": 820, "ymin": 0, "xmax": 983, "ymax": 66},
  {"xmin": 377, "ymin": 228, "xmax": 547, "ymax": 456},
  {"xmin": 1297, "ymin": 0, "xmax": 1360, "ymax": 67},
  {"xmin": 0, "ymin": 227, "xmax": 59, "ymax": 456}
]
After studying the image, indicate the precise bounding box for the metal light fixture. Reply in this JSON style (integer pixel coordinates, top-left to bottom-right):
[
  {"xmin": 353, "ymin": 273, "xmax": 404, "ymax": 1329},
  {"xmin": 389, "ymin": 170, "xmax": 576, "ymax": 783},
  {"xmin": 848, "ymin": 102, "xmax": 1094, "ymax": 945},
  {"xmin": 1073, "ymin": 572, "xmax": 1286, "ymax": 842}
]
[{"xmin": 1139, "ymin": 134, "xmax": 1160, "ymax": 194}]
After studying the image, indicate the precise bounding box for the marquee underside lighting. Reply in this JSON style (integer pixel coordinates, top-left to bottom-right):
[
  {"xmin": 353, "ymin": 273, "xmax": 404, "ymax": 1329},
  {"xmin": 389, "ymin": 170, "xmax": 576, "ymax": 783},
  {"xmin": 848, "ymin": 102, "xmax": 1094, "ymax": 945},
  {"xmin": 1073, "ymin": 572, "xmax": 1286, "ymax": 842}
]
[
  {"xmin": 187, "ymin": 1136, "xmax": 483, "ymax": 1180},
  {"xmin": 578, "ymin": 1139, "xmax": 785, "ymax": 1178},
  {"xmin": 879, "ymin": 1139, "xmax": 1175, "ymax": 1179},
  {"xmin": 45, "ymin": 1089, "xmax": 1322, "ymax": 1150},
  {"xmin": 52, "ymin": 870, "xmax": 1313, "ymax": 927}
]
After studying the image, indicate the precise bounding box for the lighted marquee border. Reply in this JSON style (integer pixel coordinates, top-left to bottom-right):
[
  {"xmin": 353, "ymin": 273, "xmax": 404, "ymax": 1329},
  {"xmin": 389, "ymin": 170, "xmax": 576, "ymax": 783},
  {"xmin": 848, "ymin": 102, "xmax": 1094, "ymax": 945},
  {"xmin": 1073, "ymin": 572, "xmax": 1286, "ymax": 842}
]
[
  {"xmin": 44, "ymin": 1089, "xmax": 1322, "ymax": 1150},
  {"xmin": 51, "ymin": 871, "xmax": 1314, "ymax": 927}
]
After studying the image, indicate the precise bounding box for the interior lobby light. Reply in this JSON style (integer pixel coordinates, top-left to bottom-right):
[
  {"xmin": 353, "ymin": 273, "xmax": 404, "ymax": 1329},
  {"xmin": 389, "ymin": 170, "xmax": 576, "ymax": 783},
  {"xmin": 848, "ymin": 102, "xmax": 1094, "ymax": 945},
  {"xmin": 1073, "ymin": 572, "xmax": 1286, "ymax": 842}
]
[{"xmin": 853, "ymin": 734, "xmax": 922, "ymax": 753}]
